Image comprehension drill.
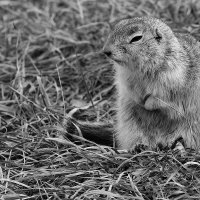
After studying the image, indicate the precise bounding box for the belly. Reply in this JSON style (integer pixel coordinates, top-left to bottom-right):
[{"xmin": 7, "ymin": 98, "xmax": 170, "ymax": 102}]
[{"xmin": 124, "ymin": 102, "xmax": 183, "ymax": 136}]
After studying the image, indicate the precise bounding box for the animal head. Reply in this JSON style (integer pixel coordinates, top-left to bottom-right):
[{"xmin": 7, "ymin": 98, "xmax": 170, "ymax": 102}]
[{"xmin": 103, "ymin": 17, "xmax": 181, "ymax": 74}]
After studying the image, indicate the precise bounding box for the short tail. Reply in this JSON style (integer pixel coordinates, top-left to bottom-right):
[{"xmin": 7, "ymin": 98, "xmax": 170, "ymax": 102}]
[{"xmin": 64, "ymin": 117, "xmax": 115, "ymax": 147}]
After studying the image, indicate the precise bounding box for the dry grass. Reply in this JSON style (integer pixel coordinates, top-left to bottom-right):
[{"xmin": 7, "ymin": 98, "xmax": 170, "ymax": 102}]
[{"xmin": 1, "ymin": 0, "xmax": 200, "ymax": 199}]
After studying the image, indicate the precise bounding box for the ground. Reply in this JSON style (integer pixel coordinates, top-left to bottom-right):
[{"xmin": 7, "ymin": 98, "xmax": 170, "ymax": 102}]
[{"xmin": 1, "ymin": 0, "xmax": 200, "ymax": 199}]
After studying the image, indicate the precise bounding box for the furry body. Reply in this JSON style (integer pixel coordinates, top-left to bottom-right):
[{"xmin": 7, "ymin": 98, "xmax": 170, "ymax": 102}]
[{"xmin": 104, "ymin": 17, "xmax": 200, "ymax": 150}]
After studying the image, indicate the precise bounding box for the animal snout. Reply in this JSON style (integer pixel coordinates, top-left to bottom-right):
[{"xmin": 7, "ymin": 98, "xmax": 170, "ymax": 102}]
[
  {"xmin": 102, "ymin": 43, "xmax": 113, "ymax": 58},
  {"xmin": 103, "ymin": 49, "xmax": 112, "ymax": 57}
]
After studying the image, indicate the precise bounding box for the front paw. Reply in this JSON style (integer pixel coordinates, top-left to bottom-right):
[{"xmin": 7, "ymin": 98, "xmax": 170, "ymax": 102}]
[
  {"xmin": 144, "ymin": 95, "xmax": 158, "ymax": 110},
  {"xmin": 131, "ymin": 144, "xmax": 148, "ymax": 153}
]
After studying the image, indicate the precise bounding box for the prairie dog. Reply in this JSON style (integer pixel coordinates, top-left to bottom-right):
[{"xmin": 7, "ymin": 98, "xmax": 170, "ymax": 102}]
[{"xmin": 103, "ymin": 17, "xmax": 200, "ymax": 150}]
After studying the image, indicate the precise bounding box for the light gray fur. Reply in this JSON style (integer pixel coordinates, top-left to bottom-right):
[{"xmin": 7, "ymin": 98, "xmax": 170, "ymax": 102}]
[{"xmin": 103, "ymin": 17, "xmax": 200, "ymax": 150}]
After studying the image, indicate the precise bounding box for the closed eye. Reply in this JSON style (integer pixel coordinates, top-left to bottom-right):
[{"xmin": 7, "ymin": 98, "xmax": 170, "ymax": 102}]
[{"xmin": 129, "ymin": 35, "xmax": 143, "ymax": 43}]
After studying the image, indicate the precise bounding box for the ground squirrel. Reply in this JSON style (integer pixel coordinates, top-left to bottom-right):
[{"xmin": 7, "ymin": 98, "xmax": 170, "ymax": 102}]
[{"xmin": 68, "ymin": 17, "xmax": 200, "ymax": 151}]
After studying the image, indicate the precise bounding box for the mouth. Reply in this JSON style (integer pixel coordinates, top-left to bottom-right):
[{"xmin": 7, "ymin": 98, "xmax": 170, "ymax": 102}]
[
  {"xmin": 105, "ymin": 55, "xmax": 124, "ymax": 64},
  {"xmin": 113, "ymin": 59, "xmax": 124, "ymax": 64},
  {"xmin": 108, "ymin": 57, "xmax": 126, "ymax": 65}
]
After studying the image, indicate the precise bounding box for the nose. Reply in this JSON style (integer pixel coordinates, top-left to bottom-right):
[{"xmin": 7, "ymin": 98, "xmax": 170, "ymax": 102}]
[
  {"xmin": 102, "ymin": 43, "xmax": 113, "ymax": 57},
  {"xmin": 103, "ymin": 50, "xmax": 112, "ymax": 57}
]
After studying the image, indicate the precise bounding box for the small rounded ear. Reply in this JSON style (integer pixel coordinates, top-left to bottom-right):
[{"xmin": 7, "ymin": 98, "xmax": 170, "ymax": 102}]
[
  {"xmin": 109, "ymin": 19, "xmax": 121, "ymax": 30},
  {"xmin": 109, "ymin": 16, "xmax": 132, "ymax": 30},
  {"xmin": 155, "ymin": 28, "xmax": 162, "ymax": 42}
]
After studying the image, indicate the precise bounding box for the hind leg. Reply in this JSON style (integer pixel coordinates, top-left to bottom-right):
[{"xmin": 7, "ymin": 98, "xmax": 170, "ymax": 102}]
[
  {"xmin": 116, "ymin": 118, "xmax": 150, "ymax": 150},
  {"xmin": 180, "ymin": 126, "xmax": 200, "ymax": 150}
]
